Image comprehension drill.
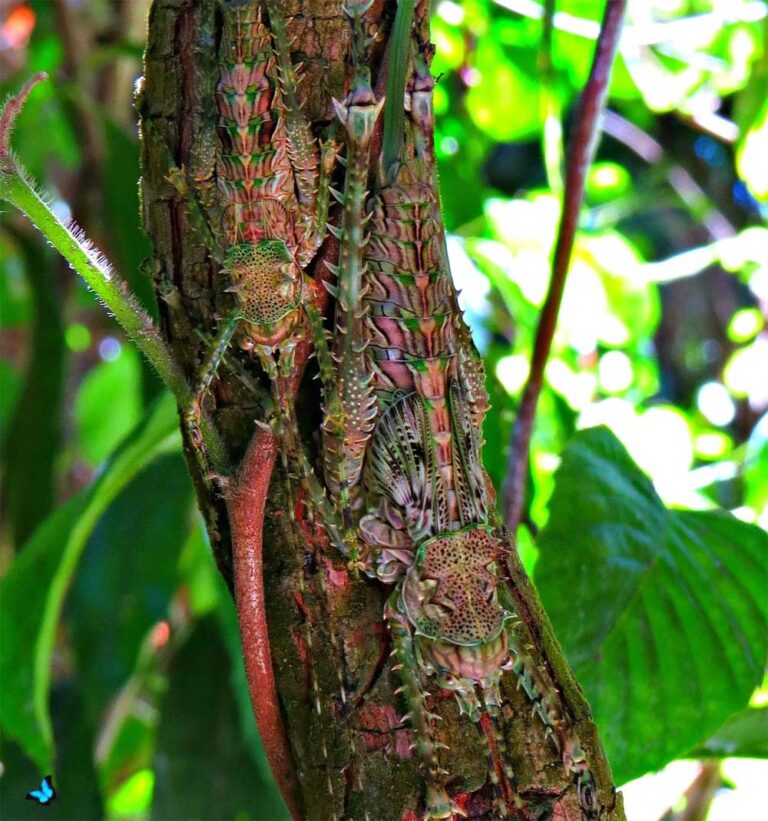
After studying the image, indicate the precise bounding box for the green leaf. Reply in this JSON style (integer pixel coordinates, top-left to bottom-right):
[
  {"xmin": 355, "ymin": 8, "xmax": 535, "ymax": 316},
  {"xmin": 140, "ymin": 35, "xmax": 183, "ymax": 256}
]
[
  {"xmin": 0, "ymin": 359, "xmax": 21, "ymax": 440},
  {"xmin": 0, "ymin": 393, "xmax": 180, "ymax": 771},
  {"xmin": 151, "ymin": 616, "xmax": 289, "ymax": 820},
  {"xmin": 466, "ymin": 38, "xmax": 541, "ymax": 141},
  {"xmin": 2, "ymin": 233, "xmax": 65, "ymax": 545},
  {"xmin": 68, "ymin": 453, "xmax": 194, "ymax": 717},
  {"xmin": 688, "ymin": 707, "xmax": 768, "ymax": 760},
  {"xmin": 74, "ymin": 345, "xmax": 143, "ymax": 464},
  {"xmin": 535, "ymin": 426, "xmax": 768, "ymax": 784}
]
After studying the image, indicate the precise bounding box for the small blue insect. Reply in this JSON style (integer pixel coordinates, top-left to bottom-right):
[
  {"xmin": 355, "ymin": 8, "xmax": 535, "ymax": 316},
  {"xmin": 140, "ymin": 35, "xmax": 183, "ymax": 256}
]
[{"xmin": 26, "ymin": 775, "xmax": 56, "ymax": 805}]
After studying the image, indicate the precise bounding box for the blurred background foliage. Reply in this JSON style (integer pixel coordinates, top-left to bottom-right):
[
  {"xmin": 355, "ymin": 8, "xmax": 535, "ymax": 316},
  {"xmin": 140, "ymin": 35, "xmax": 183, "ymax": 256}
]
[{"xmin": 0, "ymin": 0, "xmax": 766, "ymax": 819}]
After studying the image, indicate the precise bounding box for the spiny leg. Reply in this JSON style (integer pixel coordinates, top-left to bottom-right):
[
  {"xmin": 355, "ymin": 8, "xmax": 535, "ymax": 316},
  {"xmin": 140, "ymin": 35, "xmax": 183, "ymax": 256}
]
[
  {"xmin": 486, "ymin": 714, "xmax": 517, "ymax": 809},
  {"xmin": 480, "ymin": 680, "xmax": 518, "ymax": 789},
  {"xmin": 386, "ymin": 598, "xmax": 462, "ymax": 820},
  {"xmin": 440, "ymin": 677, "xmax": 515, "ymax": 818},
  {"xmin": 261, "ymin": 338, "xmax": 372, "ymax": 817},
  {"xmin": 253, "ymin": 342, "xmax": 345, "ymax": 550},
  {"xmin": 143, "ymin": 118, "xmax": 224, "ymax": 259},
  {"xmin": 302, "ymin": 278, "xmax": 369, "ymax": 568},
  {"xmin": 474, "ymin": 713, "xmax": 511, "ymax": 820},
  {"xmin": 184, "ymin": 313, "xmax": 240, "ymax": 481},
  {"xmin": 508, "ymin": 638, "xmax": 601, "ymax": 817},
  {"xmin": 291, "ymin": 274, "xmax": 377, "ymax": 813},
  {"xmin": 142, "ymin": 122, "xmax": 236, "ymax": 480},
  {"xmin": 251, "ymin": 341, "xmax": 343, "ymax": 819},
  {"xmin": 264, "ymin": 0, "xmax": 320, "ymax": 239},
  {"xmin": 324, "ymin": 0, "xmax": 383, "ymax": 550},
  {"xmin": 147, "ymin": 137, "xmax": 244, "ymax": 485},
  {"xmin": 308, "ymin": 137, "xmax": 340, "ymax": 261},
  {"xmin": 479, "ymin": 689, "xmax": 521, "ymax": 818}
]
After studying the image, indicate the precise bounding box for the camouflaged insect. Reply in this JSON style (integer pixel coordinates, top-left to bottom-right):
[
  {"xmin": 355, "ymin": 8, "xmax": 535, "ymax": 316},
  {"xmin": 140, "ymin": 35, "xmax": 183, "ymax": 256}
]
[
  {"xmin": 188, "ymin": 1, "xmax": 604, "ymax": 817},
  {"xmin": 322, "ymin": 10, "xmax": 604, "ymax": 820}
]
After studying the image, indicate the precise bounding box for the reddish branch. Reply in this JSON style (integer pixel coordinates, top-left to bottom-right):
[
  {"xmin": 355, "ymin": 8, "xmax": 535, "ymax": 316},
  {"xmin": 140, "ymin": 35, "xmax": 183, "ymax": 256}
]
[
  {"xmin": 502, "ymin": 0, "xmax": 627, "ymax": 533},
  {"xmin": 0, "ymin": 72, "xmax": 47, "ymax": 163},
  {"xmin": 225, "ymin": 264, "xmax": 331, "ymax": 819},
  {"xmin": 226, "ymin": 424, "xmax": 303, "ymax": 818}
]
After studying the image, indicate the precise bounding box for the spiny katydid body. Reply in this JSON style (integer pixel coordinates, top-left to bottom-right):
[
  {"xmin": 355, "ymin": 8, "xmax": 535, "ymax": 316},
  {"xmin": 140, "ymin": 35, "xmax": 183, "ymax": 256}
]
[
  {"xmin": 182, "ymin": 0, "xmax": 350, "ymax": 556},
  {"xmin": 326, "ymin": 10, "xmax": 605, "ymax": 820}
]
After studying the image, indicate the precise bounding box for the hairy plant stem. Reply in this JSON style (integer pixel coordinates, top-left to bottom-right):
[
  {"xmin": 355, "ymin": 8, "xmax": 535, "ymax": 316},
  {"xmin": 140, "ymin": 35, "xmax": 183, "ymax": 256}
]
[
  {"xmin": 0, "ymin": 74, "xmax": 227, "ymax": 472},
  {"xmin": 503, "ymin": 0, "xmax": 627, "ymax": 534}
]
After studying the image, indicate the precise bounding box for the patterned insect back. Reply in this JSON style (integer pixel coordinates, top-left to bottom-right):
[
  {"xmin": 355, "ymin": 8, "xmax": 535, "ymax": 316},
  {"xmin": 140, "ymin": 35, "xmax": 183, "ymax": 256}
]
[
  {"xmin": 217, "ymin": 5, "xmax": 294, "ymax": 246},
  {"xmin": 327, "ymin": 22, "xmax": 605, "ymax": 814},
  {"xmin": 215, "ymin": 2, "xmax": 314, "ymax": 349}
]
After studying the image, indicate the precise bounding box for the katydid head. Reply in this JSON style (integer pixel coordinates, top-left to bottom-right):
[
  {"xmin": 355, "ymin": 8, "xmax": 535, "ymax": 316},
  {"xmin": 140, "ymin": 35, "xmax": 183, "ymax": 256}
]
[{"xmin": 401, "ymin": 526, "xmax": 513, "ymax": 704}]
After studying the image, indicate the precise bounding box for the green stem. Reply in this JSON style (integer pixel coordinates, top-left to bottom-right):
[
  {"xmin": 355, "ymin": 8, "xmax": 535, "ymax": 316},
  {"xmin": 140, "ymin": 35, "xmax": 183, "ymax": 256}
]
[
  {"xmin": 3, "ymin": 174, "xmax": 180, "ymax": 387},
  {"xmin": 0, "ymin": 75, "xmax": 227, "ymax": 471},
  {"xmin": 382, "ymin": 0, "xmax": 416, "ymax": 181}
]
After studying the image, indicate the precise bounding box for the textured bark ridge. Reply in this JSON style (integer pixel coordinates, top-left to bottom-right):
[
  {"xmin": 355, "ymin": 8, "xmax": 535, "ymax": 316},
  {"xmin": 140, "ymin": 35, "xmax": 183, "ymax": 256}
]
[{"xmin": 140, "ymin": 1, "xmax": 625, "ymax": 818}]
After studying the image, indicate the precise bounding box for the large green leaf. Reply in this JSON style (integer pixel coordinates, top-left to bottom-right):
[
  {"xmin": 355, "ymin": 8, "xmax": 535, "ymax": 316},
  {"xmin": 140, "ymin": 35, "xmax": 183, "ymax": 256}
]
[
  {"xmin": 74, "ymin": 346, "xmax": 143, "ymax": 465},
  {"xmin": 151, "ymin": 616, "xmax": 289, "ymax": 820},
  {"xmin": 1, "ymin": 234, "xmax": 65, "ymax": 546},
  {"xmin": 535, "ymin": 426, "xmax": 768, "ymax": 784},
  {"xmin": 68, "ymin": 453, "xmax": 194, "ymax": 717},
  {"xmin": 0, "ymin": 393, "xmax": 180, "ymax": 771},
  {"xmin": 688, "ymin": 706, "xmax": 768, "ymax": 760}
]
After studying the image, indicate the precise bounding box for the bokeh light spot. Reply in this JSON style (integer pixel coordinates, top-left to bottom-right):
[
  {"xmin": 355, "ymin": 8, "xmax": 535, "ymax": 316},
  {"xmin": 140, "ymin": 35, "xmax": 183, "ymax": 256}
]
[
  {"xmin": 66, "ymin": 323, "xmax": 91, "ymax": 352},
  {"xmin": 99, "ymin": 336, "xmax": 122, "ymax": 362},
  {"xmin": 697, "ymin": 381, "xmax": 736, "ymax": 427},
  {"xmin": 496, "ymin": 355, "xmax": 529, "ymax": 395},
  {"xmin": 437, "ymin": 1, "xmax": 464, "ymax": 25},
  {"xmin": 727, "ymin": 308, "xmax": 763, "ymax": 343},
  {"xmin": 598, "ymin": 350, "xmax": 633, "ymax": 394},
  {"xmin": 2, "ymin": 6, "xmax": 36, "ymax": 50}
]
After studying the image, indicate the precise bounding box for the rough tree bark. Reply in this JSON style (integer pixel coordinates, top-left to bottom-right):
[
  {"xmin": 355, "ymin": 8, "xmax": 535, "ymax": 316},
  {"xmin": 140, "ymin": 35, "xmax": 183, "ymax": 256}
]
[{"xmin": 139, "ymin": 1, "xmax": 626, "ymax": 818}]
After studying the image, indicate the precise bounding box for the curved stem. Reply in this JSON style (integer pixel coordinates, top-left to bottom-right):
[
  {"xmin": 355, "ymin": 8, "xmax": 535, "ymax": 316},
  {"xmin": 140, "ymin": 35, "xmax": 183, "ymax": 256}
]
[
  {"xmin": 227, "ymin": 424, "xmax": 303, "ymax": 820},
  {"xmin": 502, "ymin": 0, "xmax": 627, "ymax": 533},
  {"xmin": 0, "ymin": 74, "xmax": 227, "ymax": 471}
]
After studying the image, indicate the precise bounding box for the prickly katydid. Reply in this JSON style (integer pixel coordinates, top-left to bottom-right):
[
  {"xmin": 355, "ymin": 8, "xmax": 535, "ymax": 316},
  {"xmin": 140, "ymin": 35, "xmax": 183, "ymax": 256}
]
[
  {"xmin": 182, "ymin": 1, "xmax": 332, "ymax": 464},
  {"xmin": 324, "ymin": 6, "xmax": 605, "ymax": 819}
]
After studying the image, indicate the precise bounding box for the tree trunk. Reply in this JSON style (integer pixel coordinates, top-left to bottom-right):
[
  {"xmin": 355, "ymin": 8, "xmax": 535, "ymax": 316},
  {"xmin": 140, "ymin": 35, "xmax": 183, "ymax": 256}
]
[{"xmin": 139, "ymin": 1, "xmax": 626, "ymax": 818}]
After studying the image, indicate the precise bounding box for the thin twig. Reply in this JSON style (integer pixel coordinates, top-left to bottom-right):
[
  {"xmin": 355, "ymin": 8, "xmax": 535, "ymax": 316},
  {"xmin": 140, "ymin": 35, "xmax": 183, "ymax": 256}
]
[
  {"xmin": 0, "ymin": 72, "xmax": 47, "ymax": 157},
  {"xmin": 502, "ymin": 0, "xmax": 627, "ymax": 533},
  {"xmin": 601, "ymin": 109, "xmax": 735, "ymax": 240}
]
